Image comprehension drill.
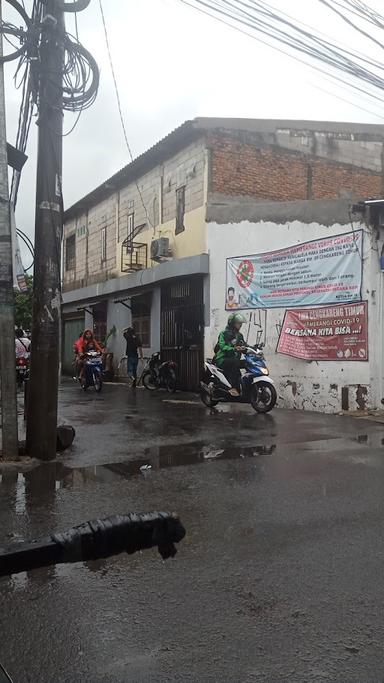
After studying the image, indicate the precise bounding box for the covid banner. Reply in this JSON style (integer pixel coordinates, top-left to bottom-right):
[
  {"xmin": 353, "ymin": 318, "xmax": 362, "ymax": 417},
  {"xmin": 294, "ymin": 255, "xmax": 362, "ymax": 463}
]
[
  {"xmin": 277, "ymin": 302, "xmax": 368, "ymax": 361},
  {"xmin": 225, "ymin": 231, "xmax": 363, "ymax": 310}
]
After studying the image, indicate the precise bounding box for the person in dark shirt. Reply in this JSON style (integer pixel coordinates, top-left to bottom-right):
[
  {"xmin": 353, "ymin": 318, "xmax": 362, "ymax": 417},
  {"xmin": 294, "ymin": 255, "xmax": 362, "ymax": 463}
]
[{"xmin": 123, "ymin": 327, "xmax": 143, "ymax": 387}]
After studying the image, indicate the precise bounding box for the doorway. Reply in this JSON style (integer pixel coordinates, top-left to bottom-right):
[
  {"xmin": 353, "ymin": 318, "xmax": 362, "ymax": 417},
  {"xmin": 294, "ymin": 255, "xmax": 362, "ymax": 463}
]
[{"xmin": 161, "ymin": 277, "xmax": 204, "ymax": 391}]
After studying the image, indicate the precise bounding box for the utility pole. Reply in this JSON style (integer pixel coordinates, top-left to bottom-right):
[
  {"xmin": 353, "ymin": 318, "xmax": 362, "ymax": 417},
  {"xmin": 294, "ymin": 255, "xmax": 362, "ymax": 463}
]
[
  {"xmin": 0, "ymin": 1, "xmax": 18, "ymax": 461},
  {"xmin": 26, "ymin": 1, "xmax": 65, "ymax": 460}
]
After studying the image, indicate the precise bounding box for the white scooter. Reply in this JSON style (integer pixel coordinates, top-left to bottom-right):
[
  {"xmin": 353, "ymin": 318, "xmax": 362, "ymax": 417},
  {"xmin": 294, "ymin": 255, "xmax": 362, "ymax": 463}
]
[{"xmin": 200, "ymin": 344, "xmax": 277, "ymax": 412}]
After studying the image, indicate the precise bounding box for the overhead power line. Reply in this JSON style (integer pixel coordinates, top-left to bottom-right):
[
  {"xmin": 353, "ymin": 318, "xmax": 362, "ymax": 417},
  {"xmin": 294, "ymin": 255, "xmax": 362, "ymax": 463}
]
[
  {"xmin": 179, "ymin": 0, "xmax": 384, "ymax": 111},
  {"xmin": 98, "ymin": 0, "xmax": 152, "ymax": 230}
]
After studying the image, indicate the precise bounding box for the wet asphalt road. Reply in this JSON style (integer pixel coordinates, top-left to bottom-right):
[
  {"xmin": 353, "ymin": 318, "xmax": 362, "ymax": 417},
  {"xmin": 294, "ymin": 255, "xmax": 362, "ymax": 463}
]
[{"xmin": 1, "ymin": 382, "xmax": 384, "ymax": 682}]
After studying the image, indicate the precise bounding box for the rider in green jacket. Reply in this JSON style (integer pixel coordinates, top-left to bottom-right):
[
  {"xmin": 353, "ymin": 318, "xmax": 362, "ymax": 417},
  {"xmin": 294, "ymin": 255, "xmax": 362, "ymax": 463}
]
[{"xmin": 214, "ymin": 313, "xmax": 247, "ymax": 396}]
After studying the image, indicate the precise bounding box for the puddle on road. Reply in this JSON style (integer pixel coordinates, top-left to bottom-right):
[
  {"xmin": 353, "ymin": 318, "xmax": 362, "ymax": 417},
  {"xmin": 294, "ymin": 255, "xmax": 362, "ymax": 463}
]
[
  {"xmin": 0, "ymin": 443, "xmax": 277, "ymax": 503},
  {"xmin": 0, "ymin": 431, "xmax": 381, "ymax": 504}
]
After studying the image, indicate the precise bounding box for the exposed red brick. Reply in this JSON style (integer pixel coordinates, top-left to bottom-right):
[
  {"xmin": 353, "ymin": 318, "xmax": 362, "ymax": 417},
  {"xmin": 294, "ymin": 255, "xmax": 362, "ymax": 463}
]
[{"xmin": 209, "ymin": 134, "xmax": 381, "ymax": 201}]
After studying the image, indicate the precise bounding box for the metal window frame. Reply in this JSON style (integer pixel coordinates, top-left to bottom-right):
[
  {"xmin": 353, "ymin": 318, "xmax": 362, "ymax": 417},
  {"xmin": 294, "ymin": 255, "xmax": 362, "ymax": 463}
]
[
  {"xmin": 101, "ymin": 226, "xmax": 107, "ymax": 262},
  {"xmin": 127, "ymin": 211, "xmax": 134, "ymax": 240},
  {"xmin": 65, "ymin": 233, "xmax": 76, "ymax": 271},
  {"xmin": 175, "ymin": 185, "xmax": 186, "ymax": 235}
]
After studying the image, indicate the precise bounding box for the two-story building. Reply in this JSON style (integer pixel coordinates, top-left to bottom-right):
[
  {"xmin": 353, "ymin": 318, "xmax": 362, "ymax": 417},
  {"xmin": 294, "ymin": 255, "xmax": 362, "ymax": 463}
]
[{"xmin": 62, "ymin": 117, "xmax": 384, "ymax": 408}]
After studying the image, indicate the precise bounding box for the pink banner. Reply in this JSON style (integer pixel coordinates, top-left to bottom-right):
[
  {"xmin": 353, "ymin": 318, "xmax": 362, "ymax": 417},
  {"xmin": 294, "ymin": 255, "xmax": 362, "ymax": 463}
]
[{"xmin": 277, "ymin": 302, "xmax": 368, "ymax": 361}]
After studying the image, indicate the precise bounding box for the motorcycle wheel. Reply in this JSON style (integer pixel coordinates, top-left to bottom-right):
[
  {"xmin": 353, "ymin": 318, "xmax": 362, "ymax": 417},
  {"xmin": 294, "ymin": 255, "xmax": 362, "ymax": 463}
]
[
  {"xmin": 142, "ymin": 371, "xmax": 157, "ymax": 391},
  {"xmin": 94, "ymin": 373, "xmax": 102, "ymax": 393},
  {"xmin": 165, "ymin": 369, "xmax": 177, "ymax": 393},
  {"xmin": 250, "ymin": 382, "xmax": 277, "ymax": 413}
]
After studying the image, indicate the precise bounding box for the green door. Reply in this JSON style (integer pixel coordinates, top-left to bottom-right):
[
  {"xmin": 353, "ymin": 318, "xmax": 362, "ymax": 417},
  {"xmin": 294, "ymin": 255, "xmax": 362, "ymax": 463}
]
[{"xmin": 63, "ymin": 316, "xmax": 84, "ymax": 375}]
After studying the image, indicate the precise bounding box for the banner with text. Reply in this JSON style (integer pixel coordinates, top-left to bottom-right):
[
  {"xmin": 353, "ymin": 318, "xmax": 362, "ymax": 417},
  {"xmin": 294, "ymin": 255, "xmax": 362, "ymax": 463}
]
[
  {"xmin": 225, "ymin": 231, "xmax": 363, "ymax": 310},
  {"xmin": 276, "ymin": 302, "xmax": 368, "ymax": 361}
]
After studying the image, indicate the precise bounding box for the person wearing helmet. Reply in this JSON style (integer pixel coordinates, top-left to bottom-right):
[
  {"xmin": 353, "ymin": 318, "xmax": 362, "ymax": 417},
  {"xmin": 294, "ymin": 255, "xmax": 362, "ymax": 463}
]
[{"xmin": 213, "ymin": 312, "xmax": 247, "ymax": 396}]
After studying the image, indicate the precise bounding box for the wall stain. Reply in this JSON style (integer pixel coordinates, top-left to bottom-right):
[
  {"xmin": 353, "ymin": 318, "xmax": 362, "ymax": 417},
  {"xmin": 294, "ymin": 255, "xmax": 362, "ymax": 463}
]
[{"xmin": 356, "ymin": 385, "xmax": 368, "ymax": 410}]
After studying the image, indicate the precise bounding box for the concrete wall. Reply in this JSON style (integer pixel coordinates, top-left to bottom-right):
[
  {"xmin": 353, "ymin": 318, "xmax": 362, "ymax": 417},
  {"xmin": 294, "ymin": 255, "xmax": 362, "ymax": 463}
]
[
  {"xmin": 207, "ymin": 211, "xmax": 379, "ymax": 413},
  {"xmin": 274, "ymin": 128, "xmax": 383, "ymax": 173},
  {"xmin": 115, "ymin": 205, "xmax": 207, "ymax": 276},
  {"xmin": 63, "ymin": 139, "xmax": 207, "ymax": 292}
]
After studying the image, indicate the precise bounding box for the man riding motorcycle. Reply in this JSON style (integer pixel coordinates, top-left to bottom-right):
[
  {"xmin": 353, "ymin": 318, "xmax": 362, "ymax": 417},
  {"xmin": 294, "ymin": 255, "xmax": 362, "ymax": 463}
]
[{"xmin": 213, "ymin": 313, "xmax": 247, "ymax": 397}]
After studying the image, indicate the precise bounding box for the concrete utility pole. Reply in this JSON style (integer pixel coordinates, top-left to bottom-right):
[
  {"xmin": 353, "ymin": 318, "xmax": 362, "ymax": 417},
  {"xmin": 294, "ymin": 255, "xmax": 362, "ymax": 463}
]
[
  {"xmin": 26, "ymin": 1, "xmax": 65, "ymax": 460},
  {"xmin": 0, "ymin": 1, "xmax": 18, "ymax": 461}
]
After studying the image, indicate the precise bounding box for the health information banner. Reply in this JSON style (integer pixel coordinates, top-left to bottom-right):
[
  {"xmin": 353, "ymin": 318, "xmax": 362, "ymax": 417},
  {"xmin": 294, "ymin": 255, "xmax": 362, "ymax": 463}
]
[
  {"xmin": 225, "ymin": 231, "xmax": 363, "ymax": 310},
  {"xmin": 276, "ymin": 301, "xmax": 368, "ymax": 361}
]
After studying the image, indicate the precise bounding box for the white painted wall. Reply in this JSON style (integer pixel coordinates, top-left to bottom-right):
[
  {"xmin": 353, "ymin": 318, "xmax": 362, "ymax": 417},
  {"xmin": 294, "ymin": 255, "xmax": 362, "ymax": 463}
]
[
  {"xmin": 105, "ymin": 287, "xmax": 161, "ymax": 370},
  {"xmin": 207, "ymin": 219, "xmax": 379, "ymax": 413}
]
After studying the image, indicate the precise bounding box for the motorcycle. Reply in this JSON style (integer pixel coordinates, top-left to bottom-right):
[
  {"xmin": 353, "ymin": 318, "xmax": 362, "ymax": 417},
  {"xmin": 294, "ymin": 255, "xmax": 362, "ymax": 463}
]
[
  {"xmin": 15, "ymin": 356, "xmax": 29, "ymax": 389},
  {"xmin": 81, "ymin": 351, "xmax": 103, "ymax": 392},
  {"xmin": 200, "ymin": 343, "xmax": 277, "ymax": 413},
  {"xmin": 142, "ymin": 353, "xmax": 177, "ymax": 393}
]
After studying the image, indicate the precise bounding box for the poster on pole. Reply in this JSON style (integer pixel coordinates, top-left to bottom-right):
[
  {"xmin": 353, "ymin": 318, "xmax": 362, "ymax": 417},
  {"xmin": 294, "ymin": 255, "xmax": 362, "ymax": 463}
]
[
  {"xmin": 276, "ymin": 301, "xmax": 368, "ymax": 361},
  {"xmin": 225, "ymin": 231, "xmax": 363, "ymax": 310}
]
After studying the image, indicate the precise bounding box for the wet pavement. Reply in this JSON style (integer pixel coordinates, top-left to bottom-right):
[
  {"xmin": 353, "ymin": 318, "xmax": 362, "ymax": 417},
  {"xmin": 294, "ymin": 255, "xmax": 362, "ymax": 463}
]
[{"xmin": 1, "ymin": 381, "xmax": 384, "ymax": 682}]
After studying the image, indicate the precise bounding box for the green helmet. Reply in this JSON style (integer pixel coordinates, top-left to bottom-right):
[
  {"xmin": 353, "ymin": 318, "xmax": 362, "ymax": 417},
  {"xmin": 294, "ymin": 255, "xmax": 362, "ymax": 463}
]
[{"xmin": 227, "ymin": 312, "xmax": 247, "ymax": 327}]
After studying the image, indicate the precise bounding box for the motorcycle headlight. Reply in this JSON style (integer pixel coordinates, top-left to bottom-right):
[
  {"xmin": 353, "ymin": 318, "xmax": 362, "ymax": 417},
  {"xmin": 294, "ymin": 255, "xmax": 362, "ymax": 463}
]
[{"xmin": 261, "ymin": 367, "xmax": 269, "ymax": 375}]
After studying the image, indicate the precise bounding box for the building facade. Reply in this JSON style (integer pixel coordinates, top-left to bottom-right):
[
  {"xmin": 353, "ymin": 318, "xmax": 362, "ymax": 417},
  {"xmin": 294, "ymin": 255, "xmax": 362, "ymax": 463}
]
[{"xmin": 62, "ymin": 118, "xmax": 384, "ymax": 408}]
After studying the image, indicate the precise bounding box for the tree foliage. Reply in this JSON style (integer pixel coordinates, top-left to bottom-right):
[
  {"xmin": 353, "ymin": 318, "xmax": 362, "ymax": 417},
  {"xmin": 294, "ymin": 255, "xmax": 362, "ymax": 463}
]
[{"xmin": 14, "ymin": 275, "xmax": 33, "ymax": 331}]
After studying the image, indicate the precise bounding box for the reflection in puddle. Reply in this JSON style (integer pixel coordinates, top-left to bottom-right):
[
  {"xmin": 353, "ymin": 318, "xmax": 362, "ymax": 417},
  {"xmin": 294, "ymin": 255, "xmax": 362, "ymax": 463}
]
[
  {"xmin": 0, "ymin": 443, "xmax": 277, "ymax": 502},
  {"xmin": 1, "ymin": 430, "xmax": 379, "ymax": 503}
]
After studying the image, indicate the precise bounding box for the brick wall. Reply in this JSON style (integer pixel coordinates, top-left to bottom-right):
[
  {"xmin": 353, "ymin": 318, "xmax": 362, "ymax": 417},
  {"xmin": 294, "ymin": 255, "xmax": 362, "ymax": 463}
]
[{"xmin": 209, "ymin": 134, "xmax": 382, "ymax": 202}]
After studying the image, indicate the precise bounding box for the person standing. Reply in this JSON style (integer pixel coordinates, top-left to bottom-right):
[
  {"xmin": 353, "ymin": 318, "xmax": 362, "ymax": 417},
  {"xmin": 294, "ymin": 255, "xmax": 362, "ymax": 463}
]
[
  {"xmin": 123, "ymin": 327, "xmax": 143, "ymax": 387},
  {"xmin": 15, "ymin": 328, "xmax": 31, "ymax": 359}
]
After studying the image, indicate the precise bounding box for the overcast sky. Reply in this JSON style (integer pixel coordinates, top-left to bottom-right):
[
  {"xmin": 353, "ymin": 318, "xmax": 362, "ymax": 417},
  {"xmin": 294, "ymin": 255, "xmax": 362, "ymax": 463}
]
[{"xmin": 3, "ymin": 0, "xmax": 384, "ymax": 266}]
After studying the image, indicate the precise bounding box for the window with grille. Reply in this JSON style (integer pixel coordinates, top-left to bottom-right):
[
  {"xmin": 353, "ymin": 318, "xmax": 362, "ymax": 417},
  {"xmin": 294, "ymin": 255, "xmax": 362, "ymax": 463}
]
[
  {"xmin": 175, "ymin": 186, "xmax": 185, "ymax": 235},
  {"xmin": 65, "ymin": 234, "xmax": 76, "ymax": 271}
]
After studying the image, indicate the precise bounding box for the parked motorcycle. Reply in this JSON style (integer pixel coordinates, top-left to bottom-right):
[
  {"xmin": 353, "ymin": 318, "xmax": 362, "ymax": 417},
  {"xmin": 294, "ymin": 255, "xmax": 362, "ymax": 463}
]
[
  {"xmin": 81, "ymin": 351, "xmax": 103, "ymax": 392},
  {"xmin": 15, "ymin": 356, "xmax": 29, "ymax": 389},
  {"xmin": 200, "ymin": 344, "xmax": 277, "ymax": 412},
  {"xmin": 142, "ymin": 353, "xmax": 177, "ymax": 393}
]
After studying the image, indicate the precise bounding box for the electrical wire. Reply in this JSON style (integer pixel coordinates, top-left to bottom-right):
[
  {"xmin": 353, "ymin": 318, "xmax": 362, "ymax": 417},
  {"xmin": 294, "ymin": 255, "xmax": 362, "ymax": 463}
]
[
  {"xmin": 180, "ymin": 0, "xmax": 384, "ymax": 104},
  {"xmin": 309, "ymin": 82, "xmax": 384, "ymax": 120},
  {"xmin": 17, "ymin": 229, "xmax": 34, "ymax": 271},
  {"xmin": 9, "ymin": 0, "xmax": 42, "ymax": 208},
  {"xmin": 1, "ymin": 0, "xmax": 98, "ymax": 283},
  {"xmin": 98, "ymin": 0, "xmax": 153, "ymax": 230},
  {"xmin": 179, "ymin": 0, "xmax": 384, "ymax": 105}
]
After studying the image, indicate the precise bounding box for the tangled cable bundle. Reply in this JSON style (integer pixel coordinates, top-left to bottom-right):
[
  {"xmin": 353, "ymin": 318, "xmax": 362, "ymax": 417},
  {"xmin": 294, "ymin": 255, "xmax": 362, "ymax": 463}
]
[
  {"xmin": 0, "ymin": 0, "xmax": 99, "ymax": 207},
  {"xmin": 61, "ymin": 32, "xmax": 99, "ymax": 112}
]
